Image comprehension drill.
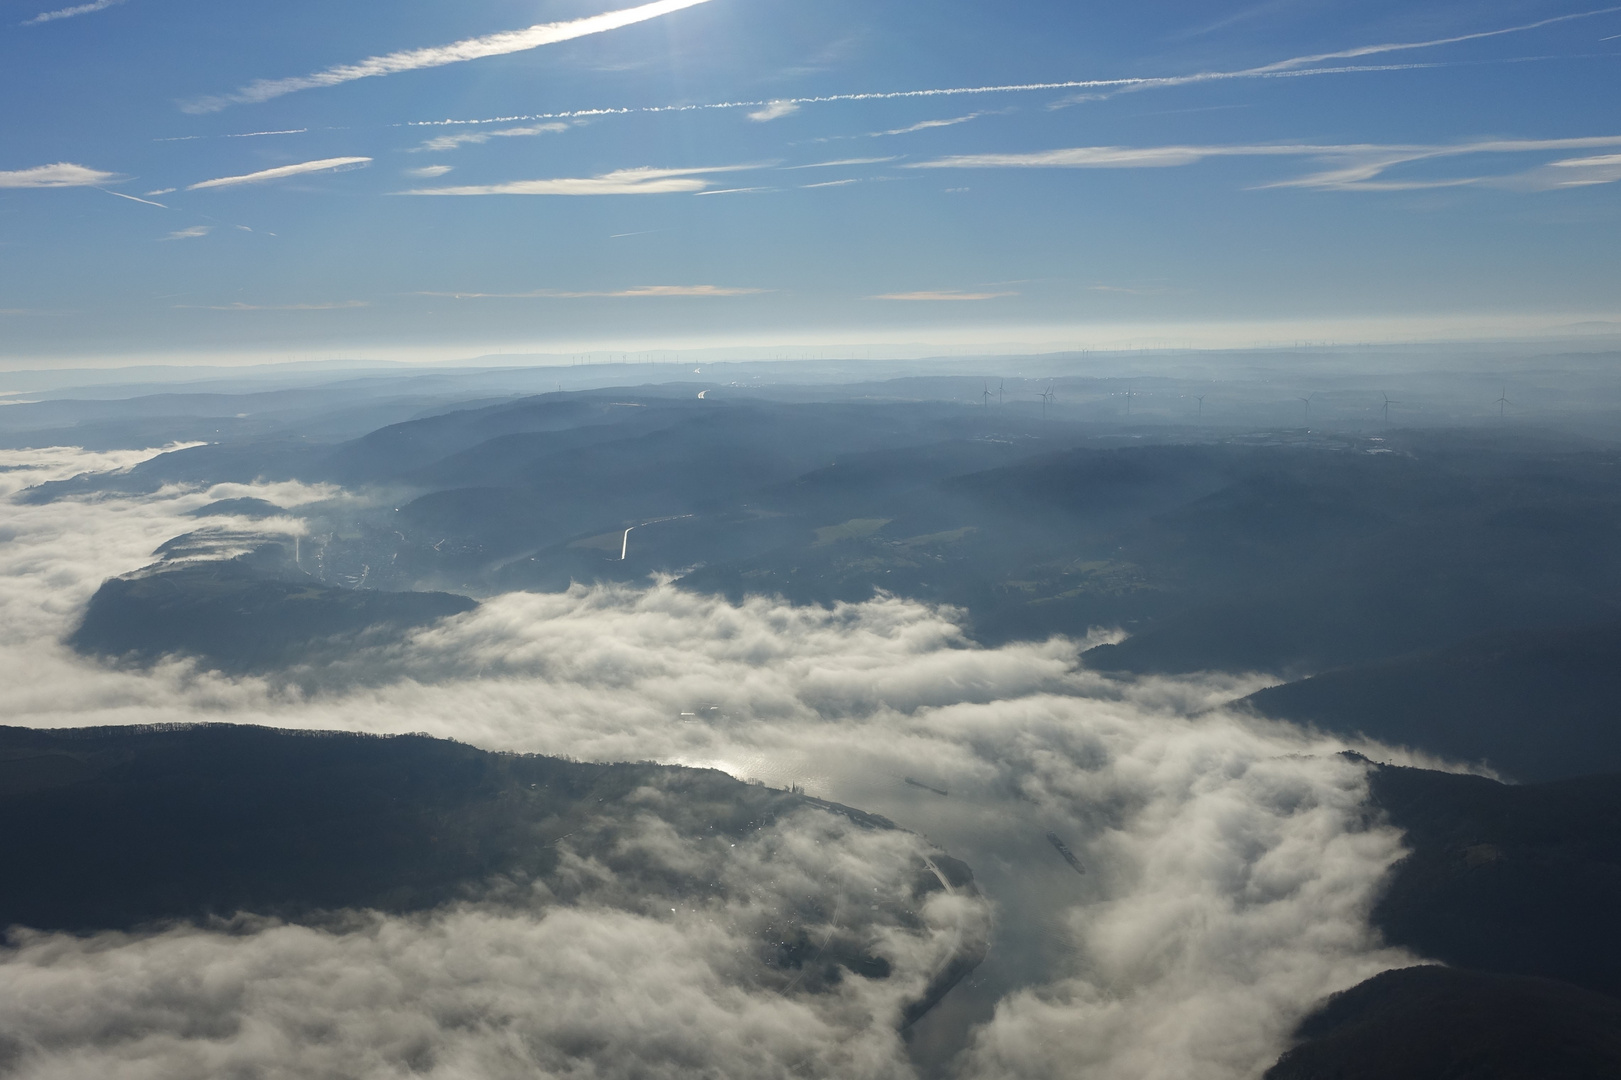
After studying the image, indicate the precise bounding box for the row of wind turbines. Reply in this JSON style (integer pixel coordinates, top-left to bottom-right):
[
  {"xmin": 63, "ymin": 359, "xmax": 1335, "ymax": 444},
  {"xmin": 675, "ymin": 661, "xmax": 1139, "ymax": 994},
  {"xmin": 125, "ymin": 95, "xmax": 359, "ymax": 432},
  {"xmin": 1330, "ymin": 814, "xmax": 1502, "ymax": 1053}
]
[
  {"xmin": 1299, "ymin": 387, "xmax": 1514, "ymax": 425},
  {"xmin": 977, "ymin": 380, "xmax": 1518, "ymax": 425},
  {"xmin": 980, "ymin": 380, "xmax": 1058, "ymax": 420}
]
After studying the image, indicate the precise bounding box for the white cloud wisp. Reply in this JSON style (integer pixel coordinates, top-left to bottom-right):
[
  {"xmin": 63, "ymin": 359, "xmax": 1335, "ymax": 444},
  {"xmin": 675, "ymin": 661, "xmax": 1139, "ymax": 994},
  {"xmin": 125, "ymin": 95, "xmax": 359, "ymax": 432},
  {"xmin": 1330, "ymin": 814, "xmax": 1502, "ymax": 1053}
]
[
  {"xmin": 912, "ymin": 135, "xmax": 1621, "ymax": 192},
  {"xmin": 187, "ymin": 157, "xmax": 372, "ymax": 191},
  {"xmin": 1248, "ymin": 4, "xmax": 1621, "ymax": 74},
  {"xmin": 398, "ymin": 165, "xmax": 756, "ymax": 197},
  {"xmin": 0, "ymin": 163, "xmax": 119, "ymax": 188},
  {"xmin": 748, "ymin": 101, "xmax": 801, "ymax": 122},
  {"xmin": 21, "ymin": 0, "xmax": 123, "ymax": 26},
  {"xmin": 415, "ymin": 123, "xmax": 569, "ymax": 153},
  {"xmin": 185, "ymin": 0, "xmax": 718, "ymax": 113}
]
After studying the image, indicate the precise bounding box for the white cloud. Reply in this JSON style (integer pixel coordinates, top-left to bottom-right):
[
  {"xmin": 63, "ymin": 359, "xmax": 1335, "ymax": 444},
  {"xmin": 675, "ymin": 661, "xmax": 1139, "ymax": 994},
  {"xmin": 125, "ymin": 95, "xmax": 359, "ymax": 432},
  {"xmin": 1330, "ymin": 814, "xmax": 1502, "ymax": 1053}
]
[
  {"xmin": 21, "ymin": 0, "xmax": 122, "ymax": 26},
  {"xmin": 748, "ymin": 101, "xmax": 800, "ymax": 122},
  {"xmin": 1048, "ymin": 6, "xmax": 1621, "ymax": 108},
  {"xmin": 0, "ymin": 452, "xmax": 1460, "ymax": 1078},
  {"xmin": 187, "ymin": 156, "xmax": 372, "ymax": 191},
  {"xmin": 184, "ymin": 0, "xmax": 718, "ymax": 112},
  {"xmin": 416, "ymin": 122, "xmax": 569, "ymax": 153},
  {"xmin": 913, "ymin": 135, "xmax": 1621, "ymax": 192},
  {"xmin": 871, "ymin": 290, "xmax": 1017, "ymax": 301},
  {"xmin": 915, "ymin": 144, "xmax": 1325, "ymax": 170},
  {"xmin": 398, "ymin": 165, "xmax": 756, "ymax": 196},
  {"xmin": 145, "ymin": 187, "xmax": 176, "ymax": 196},
  {"xmin": 1555, "ymin": 152, "xmax": 1621, "ymax": 167},
  {"xmin": 406, "ymin": 165, "xmax": 454, "ymax": 178},
  {"xmin": 162, "ymin": 225, "xmax": 211, "ymax": 240},
  {"xmin": 0, "ymin": 162, "xmax": 118, "ymax": 188},
  {"xmin": 1497, "ymin": 150, "xmax": 1621, "ymax": 191},
  {"xmin": 1261, "ymin": 136, "xmax": 1621, "ymax": 192},
  {"xmin": 783, "ymin": 157, "xmax": 898, "ymax": 170}
]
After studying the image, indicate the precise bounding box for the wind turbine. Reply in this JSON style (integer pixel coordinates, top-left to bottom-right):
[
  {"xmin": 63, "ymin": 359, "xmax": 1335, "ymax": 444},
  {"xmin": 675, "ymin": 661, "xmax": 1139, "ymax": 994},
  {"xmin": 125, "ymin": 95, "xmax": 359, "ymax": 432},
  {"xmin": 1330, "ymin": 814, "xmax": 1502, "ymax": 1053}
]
[
  {"xmin": 1037, "ymin": 382, "xmax": 1055, "ymax": 422},
  {"xmin": 1381, "ymin": 392, "xmax": 1400, "ymax": 424},
  {"xmin": 982, "ymin": 381, "xmax": 992, "ymax": 408},
  {"xmin": 1124, "ymin": 384, "xmax": 1134, "ymax": 416},
  {"xmin": 998, "ymin": 379, "xmax": 1005, "ymax": 406},
  {"xmin": 1496, "ymin": 386, "xmax": 1512, "ymax": 421},
  {"xmin": 1300, "ymin": 392, "xmax": 1315, "ymax": 426},
  {"xmin": 1196, "ymin": 393, "xmax": 1206, "ymax": 419}
]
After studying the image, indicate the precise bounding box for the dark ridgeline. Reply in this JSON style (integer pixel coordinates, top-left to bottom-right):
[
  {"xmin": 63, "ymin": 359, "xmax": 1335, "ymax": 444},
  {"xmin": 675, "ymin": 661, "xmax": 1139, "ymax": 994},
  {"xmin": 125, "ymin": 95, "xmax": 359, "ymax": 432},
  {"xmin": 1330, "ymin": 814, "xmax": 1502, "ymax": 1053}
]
[
  {"xmin": 2, "ymin": 723, "xmax": 754, "ymax": 930},
  {"xmin": 70, "ymin": 546, "xmax": 478, "ymax": 674},
  {"xmin": 186, "ymin": 496, "xmax": 287, "ymax": 519},
  {"xmin": 1265, "ymin": 761, "xmax": 1621, "ymax": 1078},
  {"xmin": 0, "ymin": 723, "xmax": 983, "ymax": 1025},
  {"xmin": 1265, "ymin": 967, "xmax": 1621, "ymax": 1080},
  {"xmin": 1242, "ymin": 624, "xmax": 1621, "ymax": 783},
  {"xmin": 1365, "ymin": 762, "xmax": 1621, "ymax": 999}
]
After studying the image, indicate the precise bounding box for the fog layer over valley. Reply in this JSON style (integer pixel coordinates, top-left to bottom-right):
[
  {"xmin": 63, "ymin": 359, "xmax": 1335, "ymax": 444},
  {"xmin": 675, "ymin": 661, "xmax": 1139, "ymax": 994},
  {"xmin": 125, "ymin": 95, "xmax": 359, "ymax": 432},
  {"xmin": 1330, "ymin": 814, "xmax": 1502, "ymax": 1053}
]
[
  {"xmin": 5, "ymin": 349, "xmax": 1621, "ymax": 1078},
  {"xmin": 0, "ymin": 444, "xmax": 1426, "ymax": 1079}
]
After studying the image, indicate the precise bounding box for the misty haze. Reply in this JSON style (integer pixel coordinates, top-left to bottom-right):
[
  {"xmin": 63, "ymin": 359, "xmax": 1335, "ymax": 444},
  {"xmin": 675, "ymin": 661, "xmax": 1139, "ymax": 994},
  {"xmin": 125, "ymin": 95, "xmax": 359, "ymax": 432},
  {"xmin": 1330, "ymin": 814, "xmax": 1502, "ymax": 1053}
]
[{"xmin": 4, "ymin": 2, "xmax": 1621, "ymax": 1079}]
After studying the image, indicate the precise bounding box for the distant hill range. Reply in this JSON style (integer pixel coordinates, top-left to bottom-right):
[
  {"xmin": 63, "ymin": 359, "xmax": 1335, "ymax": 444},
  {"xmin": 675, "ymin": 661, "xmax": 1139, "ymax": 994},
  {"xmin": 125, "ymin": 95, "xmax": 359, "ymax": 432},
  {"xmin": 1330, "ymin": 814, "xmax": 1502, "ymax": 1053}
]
[
  {"xmin": 44, "ymin": 394, "xmax": 1621, "ymax": 786},
  {"xmin": 34, "ymin": 392, "xmax": 1621, "ymax": 692}
]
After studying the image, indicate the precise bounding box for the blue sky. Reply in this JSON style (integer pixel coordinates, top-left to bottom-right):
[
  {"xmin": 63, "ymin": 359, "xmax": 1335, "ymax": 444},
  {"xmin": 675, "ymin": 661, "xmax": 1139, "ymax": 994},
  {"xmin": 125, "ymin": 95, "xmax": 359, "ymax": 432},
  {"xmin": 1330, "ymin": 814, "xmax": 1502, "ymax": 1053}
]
[{"xmin": 2, "ymin": 0, "xmax": 1619, "ymax": 363}]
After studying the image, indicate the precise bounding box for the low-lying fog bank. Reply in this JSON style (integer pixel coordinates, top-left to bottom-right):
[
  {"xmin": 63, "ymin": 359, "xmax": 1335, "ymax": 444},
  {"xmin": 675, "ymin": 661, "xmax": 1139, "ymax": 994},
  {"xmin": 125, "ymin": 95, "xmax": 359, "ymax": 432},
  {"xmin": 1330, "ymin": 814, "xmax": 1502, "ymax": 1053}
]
[{"xmin": 0, "ymin": 447, "xmax": 1438, "ymax": 1079}]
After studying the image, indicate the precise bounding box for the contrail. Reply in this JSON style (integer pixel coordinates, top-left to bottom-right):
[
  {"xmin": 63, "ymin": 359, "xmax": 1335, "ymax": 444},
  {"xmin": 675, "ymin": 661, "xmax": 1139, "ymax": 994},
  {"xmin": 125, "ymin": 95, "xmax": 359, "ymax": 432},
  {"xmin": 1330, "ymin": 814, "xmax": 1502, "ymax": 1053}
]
[
  {"xmin": 184, "ymin": 0, "xmax": 716, "ymax": 113},
  {"xmin": 406, "ymin": 5, "xmax": 1621, "ymax": 128},
  {"xmin": 406, "ymin": 62, "xmax": 1443, "ymax": 128},
  {"xmin": 1250, "ymin": 4, "xmax": 1621, "ymax": 72},
  {"xmin": 188, "ymin": 157, "xmax": 372, "ymax": 191},
  {"xmin": 101, "ymin": 189, "xmax": 167, "ymax": 208}
]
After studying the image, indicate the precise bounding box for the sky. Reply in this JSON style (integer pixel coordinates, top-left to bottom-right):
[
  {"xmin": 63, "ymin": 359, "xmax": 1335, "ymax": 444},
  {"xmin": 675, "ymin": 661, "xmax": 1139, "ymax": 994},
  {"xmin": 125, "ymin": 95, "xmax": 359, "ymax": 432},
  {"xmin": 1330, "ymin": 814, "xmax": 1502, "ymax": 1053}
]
[{"xmin": 2, "ymin": 0, "xmax": 1619, "ymax": 363}]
